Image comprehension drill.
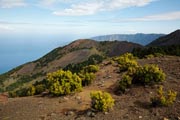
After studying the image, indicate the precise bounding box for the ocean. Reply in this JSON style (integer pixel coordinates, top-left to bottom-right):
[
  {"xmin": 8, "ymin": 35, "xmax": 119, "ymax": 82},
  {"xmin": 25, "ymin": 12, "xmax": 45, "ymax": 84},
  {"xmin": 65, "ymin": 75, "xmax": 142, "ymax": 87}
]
[{"xmin": 0, "ymin": 34, "xmax": 75, "ymax": 74}]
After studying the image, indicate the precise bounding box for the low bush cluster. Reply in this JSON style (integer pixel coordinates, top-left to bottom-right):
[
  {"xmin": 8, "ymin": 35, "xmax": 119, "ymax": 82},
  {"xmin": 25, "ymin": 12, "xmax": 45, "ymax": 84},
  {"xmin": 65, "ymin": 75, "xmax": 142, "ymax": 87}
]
[
  {"xmin": 132, "ymin": 45, "xmax": 180, "ymax": 58},
  {"xmin": 64, "ymin": 54, "xmax": 103, "ymax": 73},
  {"xmin": 118, "ymin": 74, "xmax": 132, "ymax": 92},
  {"xmin": 145, "ymin": 54, "xmax": 154, "ymax": 59},
  {"xmin": 78, "ymin": 65, "xmax": 99, "ymax": 86},
  {"xmin": 114, "ymin": 53, "xmax": 138, "ymax": 72},
  {"xmin": 117, "ymin": 53, "xmax": 177, "ymax": 106},
  {"xmin": 151, "ymin": 86, "xmax": 177, "ymax": 107},
  {"xmin": 9, "ymin": 87, "xmax": 29, "ymax": 97},
  {"xmin": 118, "ymin": 64, "xmax": 166, "ymax": 93},
  {"xmin": 82, "ymin": 65, "xmax": 99, "ymax": 73},
  {"xmin": 132, "ymin": 64, "xmax": 166, "ymax": 85},
  {"xmin": 33, "ymin": 84, "xmax": 46, "ymax": 95},
  {"xmin": 79, "ymin": 72, "xmax": 96, "ymax": 86},
  {"xmin": 27, "ymin": 86, "xmax": 36, "ymax": 96},
  {"xmin": 90, "ymin": 91, "xmax": 114, "ymax": 112},
  {"xmin": 9, "ymin": 64, "xmax": 99, "ymax": 97},
  {"xmin": 9, "ymin": 83, "xmax": 47, "ymax": 97},
  {"xmin": 46, "ymin": 70, "xmax": 82, "ymax": 96},
  {"xmin": 145, "ymin": 53, "xmax": 164, "ymax": 59},
  {"xmin": 116, "ymin": 53, "xmax": 166, "ymax": 93},
  {"xmin": 46, "ymin": 65, "xmax": 99, "ymax": 96}
]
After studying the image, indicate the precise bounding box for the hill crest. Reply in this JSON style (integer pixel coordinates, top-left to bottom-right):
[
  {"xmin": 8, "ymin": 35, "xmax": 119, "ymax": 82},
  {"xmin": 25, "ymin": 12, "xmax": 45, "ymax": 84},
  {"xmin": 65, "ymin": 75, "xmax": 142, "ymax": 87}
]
[
  {"xmin": 91, "ymin": 33, "xmax": 165, "ymax": 45},
  {"xmin": 148, "ymin": 29, "xmax": 180, "ymax": 46}
]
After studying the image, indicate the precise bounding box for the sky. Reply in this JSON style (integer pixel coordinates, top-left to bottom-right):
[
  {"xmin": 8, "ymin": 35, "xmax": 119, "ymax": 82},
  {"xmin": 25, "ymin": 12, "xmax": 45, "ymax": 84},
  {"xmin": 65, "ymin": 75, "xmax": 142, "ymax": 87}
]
[
  {"xmin": 0, "ymin": 0, "xmax": 180, "ymax": 35},
  {"xmin": 0, "ymin": 0, "xmax": 180, "ymax": 73}
]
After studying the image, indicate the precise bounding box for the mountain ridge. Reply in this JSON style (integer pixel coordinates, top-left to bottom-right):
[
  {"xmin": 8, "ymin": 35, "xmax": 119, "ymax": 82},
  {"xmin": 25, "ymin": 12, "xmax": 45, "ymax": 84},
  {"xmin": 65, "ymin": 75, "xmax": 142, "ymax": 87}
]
[
  {"xmin": 147, "ymin": 29, "xmax": 180, "ymax": 46},
  {"xmin": 91, "ymin": 33, "xmax": 165, "ymax": 45}
]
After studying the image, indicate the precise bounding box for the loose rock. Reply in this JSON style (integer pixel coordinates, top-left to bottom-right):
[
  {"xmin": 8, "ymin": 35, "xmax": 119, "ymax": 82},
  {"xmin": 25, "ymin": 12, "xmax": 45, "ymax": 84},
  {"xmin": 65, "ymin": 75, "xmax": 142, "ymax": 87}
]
[
  {"xmin": 67, "ymin": 111, "xmax": 75, "ymax": 116},
  {"xmin": 104, "ymin": 112, "xmax": 108, "ymax": 115},
  {"xmin": 87, "ymin": 110, "xmax": 95, "ymax": 117},
  {"xmin": 50, "ymin": 113, "xmax": 56, "ymax": 116},
  {"xmin": 63, "ymin": 97, "xmax": 69, "ymax": 101},
  {"xmin": 177, "ymin": 117, "xmax": 180, "ymax": 120},
  {"xmin": 163, "ymin": 117, "xmax": 169, "ymax": 120},
  {"xmin": 75, "ymin": 96, "xmax": 81, "ymax": 100}
]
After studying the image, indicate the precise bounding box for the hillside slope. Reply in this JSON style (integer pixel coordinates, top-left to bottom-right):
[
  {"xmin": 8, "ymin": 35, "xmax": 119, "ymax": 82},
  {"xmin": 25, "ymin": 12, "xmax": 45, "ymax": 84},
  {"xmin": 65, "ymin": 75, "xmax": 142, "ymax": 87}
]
[
  {"xmin": 148, "ymin": 30, "xmax": 180, "ymax": 46},
  {"xmin": 0, "ymin": 56, "xmax": 180, "ymax": 120},
  {"xmin": 0, "ymin": 39, "xmax": 142, "ymax": 92}
]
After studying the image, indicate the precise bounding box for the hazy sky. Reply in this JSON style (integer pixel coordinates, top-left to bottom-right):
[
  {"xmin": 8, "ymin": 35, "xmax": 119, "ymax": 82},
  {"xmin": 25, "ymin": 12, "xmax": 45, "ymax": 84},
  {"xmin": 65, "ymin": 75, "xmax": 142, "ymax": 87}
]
[
  {"xmin": 0, "ymin": 0, "xmax": 180, "ymax": 36},
  {"xmin": 0, "ymin": 0, "xmax": 180, "ymax": 73}
]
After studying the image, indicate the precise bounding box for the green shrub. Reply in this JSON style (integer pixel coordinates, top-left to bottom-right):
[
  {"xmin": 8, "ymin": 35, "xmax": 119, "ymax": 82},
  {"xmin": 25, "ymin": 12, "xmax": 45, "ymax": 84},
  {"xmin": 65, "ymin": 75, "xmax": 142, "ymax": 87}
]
[
  {"xmin": 90, "ymin": 91, "xmax": 114, "ymax": 112},
  {"xmin": 119, "ymin": 74, "xmax": 132, "ymax": 93},
  {"xmin": 34, "ymin": 84, "xmax": 46, "ymax": 94},
  {"xmin": 47, "ymin": 70, "xmax": 82, "ymax": 96},
  {"xmin": 133, "ymin": 64, "xmax": 166, "ymax": 85},
  {"xmin": 145, "ymin": 53, "xmax": 164, "ymax": 59},
  {"xmin": 79, "ymin": 72, "xmax": 96, "ymax": 86},
  {"xmin": 118, "ymin": 64, "xmax": 166, "ymax": 93},
  {"xmin": 110, "ymin": 60, "xmax": 115, "ymax": 65},
  {"xmin": 82, "ymin": 65, "xmax": 99, "ymax": 73},
  {"xmin": 8, "ymin": 82, "xmax": 47, "ymax": 97},
  {"xmin": 145, "ymin": 54, "xmax": 154, "ymax": 59},
  {"xmin": 64, "ymin": 54, "xmax": 103, "ymax": 73},
  {"xmin": 78, "ymin": 64, "xmax": 98, "ymax": 86},
  {"xmin": 127, "ymin": 67, "xmax": 138, "ymax": 76},
  {"xmin": 154, "ymin": 53, "xmax": 164, "ymax": 57},
  {"xmin": 151, "ymin": 86, "xmax": 177, "ymax": 107},
  {"xmin": 9, "ymin": 87, "xmax": 31, "ymax": 97},
  {"xmin": 27, "ymin": 86, "xmax": 36, "ymax": 96},
  {"xmin": 132, "ymin": 45, "xmax": 180, "ymax": 58},
  {"xmin": 5, "ymin": 75, "xmax": 33, "ymax": 91},
  {"xmin": 9, "ymin": 91, "xmax": 17, "ymax": 98},
  {"xmin": 115, "ymin": 53, "xmax": 138, "ymax": 72}
]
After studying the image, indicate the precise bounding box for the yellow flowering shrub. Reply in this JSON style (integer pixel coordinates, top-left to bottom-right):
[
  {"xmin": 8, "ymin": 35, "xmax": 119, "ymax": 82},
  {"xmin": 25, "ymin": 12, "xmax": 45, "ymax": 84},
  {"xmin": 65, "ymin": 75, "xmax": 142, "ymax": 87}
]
[
  {"xmin": 90, "ymin": 91, "xmax": 114, "ymax": 112},
  {"xmin": 114, "ymin": 53, "xmax": 138, "ymax": 72},
  {"xmin": 47, "ymin": 70, "xmax": 82, "ymax": 96},
  {"xmin": 151, "ymin": 86, "xmax": 177, "ymax": 107}
]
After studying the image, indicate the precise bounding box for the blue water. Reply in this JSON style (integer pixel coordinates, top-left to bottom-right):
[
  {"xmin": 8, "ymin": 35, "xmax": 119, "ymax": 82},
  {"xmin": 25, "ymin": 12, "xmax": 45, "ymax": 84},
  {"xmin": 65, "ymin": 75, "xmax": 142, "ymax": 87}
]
[{"xmin": 0, "ymin": 34, "xmax": 77, "ymax": 74}]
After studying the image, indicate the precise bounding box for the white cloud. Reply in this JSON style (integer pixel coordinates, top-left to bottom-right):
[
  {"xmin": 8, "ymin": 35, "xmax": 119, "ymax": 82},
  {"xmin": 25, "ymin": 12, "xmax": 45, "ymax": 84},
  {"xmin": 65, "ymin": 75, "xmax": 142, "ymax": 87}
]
[
  {"xmin": 126, "ymin": 11, "xmax": 180, "ymax": 21},
  {"xmin": 0, "ymin": 0, "xmax": 26, "ymax": 8},
  {"xmin": 107, "ymin": 0, "xmax": 155, "ymax": 10},
  {"xmin": 39, "ymin": 0, "xmax": 72, "ymax": 7},
  {"xmin": 0, "ymin": 24, "xmax": 14, "ymax": 32},
  {"xmin": 53, "ymin": 2, "xmax": 103, "ymax": 16},
  {"xmin": 39, "ymin": 0, "xmax": 57, "ymax": 7},
  {"xmin": 53, "ymin": 0, "xmax": 156, "ymax": 16}
]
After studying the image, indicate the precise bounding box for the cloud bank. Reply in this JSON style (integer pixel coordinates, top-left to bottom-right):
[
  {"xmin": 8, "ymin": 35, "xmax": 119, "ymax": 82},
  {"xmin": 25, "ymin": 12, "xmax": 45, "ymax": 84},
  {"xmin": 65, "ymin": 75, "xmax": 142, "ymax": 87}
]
[
  {"xmin": 123, "ymin": 11, "xmax": 180, "ymax": 21},
  {"xmin": 0, "ymin": 0, "xmax": 26, "ymax": 8},
  {"xmin": 53, "ymin": 0, "xmax": 156, "ymax": 16}
]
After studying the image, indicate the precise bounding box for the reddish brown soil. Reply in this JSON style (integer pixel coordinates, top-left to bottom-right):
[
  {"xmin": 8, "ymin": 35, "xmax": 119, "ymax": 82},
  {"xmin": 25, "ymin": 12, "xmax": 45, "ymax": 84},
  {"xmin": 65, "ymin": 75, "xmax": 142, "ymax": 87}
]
[{"xmin": 0, "ymin": 56, "xmax": 180, "ymax": 120}]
